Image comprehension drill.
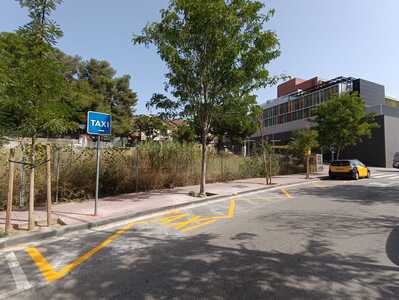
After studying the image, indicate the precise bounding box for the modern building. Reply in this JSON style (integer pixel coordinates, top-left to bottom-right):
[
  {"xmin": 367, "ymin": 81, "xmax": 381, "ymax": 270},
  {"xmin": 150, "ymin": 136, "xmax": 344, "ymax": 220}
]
[{"xmin": 255, "ymin": 76, "xmax": 399, "ymax": 167}]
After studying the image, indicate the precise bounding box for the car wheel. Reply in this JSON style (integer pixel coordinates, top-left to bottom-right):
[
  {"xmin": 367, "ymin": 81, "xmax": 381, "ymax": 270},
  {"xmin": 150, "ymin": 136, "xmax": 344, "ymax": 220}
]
[
  {"xmin": 354, "ymin": 171, "xmax": 359, "ymax": 180},
  {"xmin": 367, "ymin": 170, "xmax": 370, "ymax": 178}
]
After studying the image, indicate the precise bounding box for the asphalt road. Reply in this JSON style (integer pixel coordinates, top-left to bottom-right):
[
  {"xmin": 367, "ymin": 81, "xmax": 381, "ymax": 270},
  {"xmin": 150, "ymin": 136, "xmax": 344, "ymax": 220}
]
[{"xmin": 1, "ymin": 169, "xmax": 399, "ymax": 299}]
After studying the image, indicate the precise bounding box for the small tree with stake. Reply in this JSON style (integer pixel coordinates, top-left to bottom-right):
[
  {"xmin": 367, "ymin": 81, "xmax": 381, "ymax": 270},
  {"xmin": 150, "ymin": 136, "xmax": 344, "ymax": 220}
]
[
  {"xmin": 254, "ymin": 107, "xmax": 273, "ymax": 185},
  {"xmin": 0, "ymin": 0, "xmax": 72, "ymax": 230},
  {"xmin": 134, "ymin": 0, "xmax": 281, "ymax": 195},
  {"xmin": 288, "ymin": 129, "xmax": 319, "ymax": 179}
]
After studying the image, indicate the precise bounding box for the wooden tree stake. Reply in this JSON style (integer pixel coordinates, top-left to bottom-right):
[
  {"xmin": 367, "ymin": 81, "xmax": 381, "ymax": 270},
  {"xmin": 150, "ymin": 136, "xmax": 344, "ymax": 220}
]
[
  {"xmin": 5, "ymin": 148, "xmax": 15, "ymax": 235},
  {"xmin": 28, "ymin": 139, "xmax": 35, "ymax": 231},
  {"xmin": 46, "ymin": 144, "xmax": 52, "ymax": 227}
]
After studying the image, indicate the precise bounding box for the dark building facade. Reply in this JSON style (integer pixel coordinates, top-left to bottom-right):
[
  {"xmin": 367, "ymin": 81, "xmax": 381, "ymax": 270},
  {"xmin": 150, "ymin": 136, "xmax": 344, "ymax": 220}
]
[{"xmin": 255, "ymin": 76, "xmax": 399, "ymax": 167}]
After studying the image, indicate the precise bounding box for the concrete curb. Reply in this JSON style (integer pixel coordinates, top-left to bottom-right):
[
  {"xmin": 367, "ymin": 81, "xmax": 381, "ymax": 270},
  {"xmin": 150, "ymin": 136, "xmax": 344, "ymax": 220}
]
[{"xmin": 0, "ymin": 178, "xmax": 323, "ymax": 250}]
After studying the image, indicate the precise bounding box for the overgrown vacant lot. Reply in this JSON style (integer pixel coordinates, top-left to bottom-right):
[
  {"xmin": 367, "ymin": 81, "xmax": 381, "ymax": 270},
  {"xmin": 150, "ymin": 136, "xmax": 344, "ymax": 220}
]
[{"xmin": 0, "ymin": 142, "xmax": 299, "ymax": 209}]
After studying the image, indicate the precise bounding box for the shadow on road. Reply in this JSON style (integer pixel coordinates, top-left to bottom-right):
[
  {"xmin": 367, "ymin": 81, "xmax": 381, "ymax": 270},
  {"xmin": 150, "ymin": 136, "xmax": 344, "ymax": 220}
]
[
  {"xmin": 25, "ymin": 229, "xmax": 399, "ymax": 300},
  {"xmin": 295, "ymin": 184, "xmax": 399, "ymax": 206},
  {"xmin": 257, "ymin": 212, "xmax": 399, "ymax": 240},
  {"xmin": 386, "ymin": 226, "xmax": 399, "ymax": 267}
]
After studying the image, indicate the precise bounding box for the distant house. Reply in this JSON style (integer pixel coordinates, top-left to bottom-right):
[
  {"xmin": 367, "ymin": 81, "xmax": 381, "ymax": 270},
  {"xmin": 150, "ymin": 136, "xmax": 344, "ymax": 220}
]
[{"xmin": 132, "ymin": 116, "xmax": 187, "ymax": 143}]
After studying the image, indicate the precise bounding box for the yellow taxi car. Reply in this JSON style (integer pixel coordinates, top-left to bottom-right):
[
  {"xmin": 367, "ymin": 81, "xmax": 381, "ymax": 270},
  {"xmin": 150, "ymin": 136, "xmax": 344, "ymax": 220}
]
[{"xmin": 329, "ymin": 159, "xmax": 370, "ymax": 180}]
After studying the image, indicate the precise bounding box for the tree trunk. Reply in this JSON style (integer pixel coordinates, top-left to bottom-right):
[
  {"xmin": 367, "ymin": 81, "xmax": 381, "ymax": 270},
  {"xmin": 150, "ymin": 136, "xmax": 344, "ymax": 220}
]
[
  {"xmin": 306, "ymin": 155, "xmax": 310, "ymax": 179},
  {"xmin": 220, "ymin": 150, "xmax": 224, "ymax": 182},
  {"xmin": 5, "ymin": 148, "xmax": 15, "ymax": 234},
  {"xmin": 262, "ymin": 148, "xmax": 268, "ymax": 185},
  {"xmin": 261, "ymin": 139, "xmax": 271, "ymax": 185},
  {"xmin": 28, "ymin": 138, "xmax": 35, "ymax": 231},
  {"xmin": 199, "ymin": 129, "xmax": 207, "ymax": 196},
  {"xmin": 55, "ymin": 147, "xmax": 60, "ymax": 204},
  {"xmin": 268, "ymin": 153, "xmax": 272, "ymax": 184}
]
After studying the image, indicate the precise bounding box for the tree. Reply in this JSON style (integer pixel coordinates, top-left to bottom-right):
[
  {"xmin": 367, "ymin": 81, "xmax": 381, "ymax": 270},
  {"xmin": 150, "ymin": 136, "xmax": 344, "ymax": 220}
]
[
  {"xmin": 134, "ymin": 0, "xmax": 281, "ymax": 195},
  {"xmin": 254, "ymin": 106, "xmax": 273, "ymax": 185},
  {"xmin": 77, "ymin": 59, "xmax": 138, "ymax": 137},
  {"xmin": 212, "ymin": 94, "xmax": 260, "ymax": 151},
  {"xmin": 0, "ymin": 0, "xmax": 71, "ymax": 230},
  {"xmin": 134, "ymin": 115, "xmax": 168, "ymax": 141},
  {"xmin": 0, "ymin": 35, "xmax": 138, "ymax": 140},
  {"xmin": 55, "ymin": 56, "xmax": 138, "ymax": 137},
  {"xmin": 288, "ymin": 129, "xmax": 319, "ymax": 179},
  {"xmin": 312, "ymin": 92, "xmax": 378, "ymax": 159},
  {"xmin": 173, "ymin": 123, "xmax": 197, "ymax": 144}
]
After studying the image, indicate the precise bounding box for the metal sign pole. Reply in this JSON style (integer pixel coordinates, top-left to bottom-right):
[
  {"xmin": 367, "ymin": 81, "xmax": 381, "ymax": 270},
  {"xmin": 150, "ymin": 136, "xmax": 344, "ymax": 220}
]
[
  {"xmin": 87, "ymin": 111, "xmax": 111, "ymax": 217},
  {"xmin": 95, "ymin": 135, "xmax": 101, "ymax": 216}
]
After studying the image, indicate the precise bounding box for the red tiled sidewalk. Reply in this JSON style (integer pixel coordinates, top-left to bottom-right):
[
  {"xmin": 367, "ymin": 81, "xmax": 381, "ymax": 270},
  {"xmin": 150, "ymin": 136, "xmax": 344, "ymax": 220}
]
[{"xmin": 1, "ymin": 171, "xmax": 327, "ymax": 232}]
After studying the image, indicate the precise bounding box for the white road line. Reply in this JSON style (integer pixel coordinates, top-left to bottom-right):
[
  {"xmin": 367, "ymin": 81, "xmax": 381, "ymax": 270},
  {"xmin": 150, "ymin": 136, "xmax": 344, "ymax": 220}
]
[
  {"xmin": 5, "ymin": 252, "xmax": 32, "ymax": 290},
  {"xmin": 371, "ymin": 173, "xmax": 384, "ymax": 178},
  {"xmin": 386, "ymin": 175, "xmax": 399, "ymax": 180},
  {"xmin": 371, "ymin": 173, "xmax": 387, "ymax": 177},
  {"xmin": 372, "ymin": 174, "xmax": 398, "ymax": 179},
  {"xmin": 368, "ymin": 182, "xmax": 392, "ymax": 187}
]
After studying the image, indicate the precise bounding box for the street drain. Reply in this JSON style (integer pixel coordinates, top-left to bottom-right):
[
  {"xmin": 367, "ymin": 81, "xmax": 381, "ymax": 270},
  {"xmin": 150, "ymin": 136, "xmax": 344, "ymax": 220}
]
[{"xmin": 188, "ymin": 191, "xmax": 218, "ymax": 197}]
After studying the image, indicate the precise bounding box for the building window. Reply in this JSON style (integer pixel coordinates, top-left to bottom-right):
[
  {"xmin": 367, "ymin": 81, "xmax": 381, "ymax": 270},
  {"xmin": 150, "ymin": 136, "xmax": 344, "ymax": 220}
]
[{"xmin": 262, "ymin": 83, "xmax": 341, "ymax": 128}]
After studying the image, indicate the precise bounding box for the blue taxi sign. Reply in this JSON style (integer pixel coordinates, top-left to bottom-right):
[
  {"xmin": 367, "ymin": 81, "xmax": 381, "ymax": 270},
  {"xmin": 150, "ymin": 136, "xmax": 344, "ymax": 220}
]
[{"xmin": 87, "ymin": 111, "xmax": 112, "ymax": 135}]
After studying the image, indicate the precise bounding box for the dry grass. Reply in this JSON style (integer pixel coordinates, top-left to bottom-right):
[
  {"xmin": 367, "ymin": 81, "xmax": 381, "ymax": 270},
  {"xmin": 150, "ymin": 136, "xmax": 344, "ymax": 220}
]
[{"xmin": 0, "ymin": 142, "xmax": 290, "ymax": 209}]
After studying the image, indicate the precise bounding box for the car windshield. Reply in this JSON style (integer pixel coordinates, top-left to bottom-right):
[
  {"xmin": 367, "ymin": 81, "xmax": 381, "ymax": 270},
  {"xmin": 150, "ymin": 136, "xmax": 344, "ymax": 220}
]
[
  {"xmin": 353, "ymin": 160, "xmax": 365, "ymax": 167},
  {"xmin": 331, "ymin": 161, "xmax": 350, "ymax": 166}
]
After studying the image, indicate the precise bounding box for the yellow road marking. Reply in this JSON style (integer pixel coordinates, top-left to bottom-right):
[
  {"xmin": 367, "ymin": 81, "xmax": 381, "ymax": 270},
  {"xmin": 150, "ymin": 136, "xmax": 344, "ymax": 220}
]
[
  {"xmin": 209, "ymin": 199, "xmax": 235, "ymax": 220},
  {"xmin": 27, "ymin": 199, "xmax": 237, "ymax": 282},
  {"xmin": 167, "ymin": 215, "xmax": 202, "ymax": 230},
  {"xmin": 159, "ymin": 212, "xmax": 189, "ymax": 224},
  {"xmin": 26, "ymin": 221, "xmax": 145, "ymax": 282},
  {"xmin": 281, "ymin": 188, "xmax": 293, "ymax": 199},
  {"xmin": 161, "ymin": 199, "xmax": 236, "ymax": 233},
  {"xmin": 180, "ymin": 218, "xmax": 218, "ymax": 233}
]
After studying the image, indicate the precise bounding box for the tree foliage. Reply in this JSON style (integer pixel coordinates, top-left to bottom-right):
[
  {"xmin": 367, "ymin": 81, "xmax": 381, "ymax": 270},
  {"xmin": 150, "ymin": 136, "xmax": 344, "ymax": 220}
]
[
  {"xmin": 0, "ymin": 0, "xmax": 72, "ymax": 138},
  {"xmin": 212, "ymin": 94, "xmax": 260, "ymax": 147},
  {"xmin": 312, "ymin": 92, "xmax": 378, "ymax": 158},
  {"xmin": 173, "ymin": 123, "xmax": 197, "ymax": 144},
  {"xmin": 288, "ymin": 129, "xmax": 319, "ymax": 162},
  {"xmin": 0, "ymin": 32, "xmax": 138, "ymax": 138},
  {"xmin": 70, "ymin": 58, "xmax": 138, "ymax": 137},
  {"xmin": 134, "ymin": 115, "xmax": 167, "ymax": 141},
  {"xmin": 134, "ymin": 0, "xmax": 281, "ymax": 193}
]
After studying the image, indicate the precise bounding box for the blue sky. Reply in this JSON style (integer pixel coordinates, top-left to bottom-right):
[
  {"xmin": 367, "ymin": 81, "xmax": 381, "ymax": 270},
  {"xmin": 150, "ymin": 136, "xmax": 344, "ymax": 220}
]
[{"xmin": 1, "ymin": 0, "xmax": 397, "ymax": 113}]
